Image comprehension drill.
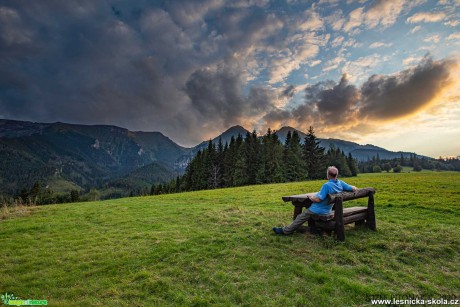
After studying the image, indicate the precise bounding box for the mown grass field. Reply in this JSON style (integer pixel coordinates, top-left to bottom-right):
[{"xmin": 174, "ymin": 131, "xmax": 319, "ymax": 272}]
[{"xmin": 1, "ymin": 172, "xmax": 459, "ymax": 306}]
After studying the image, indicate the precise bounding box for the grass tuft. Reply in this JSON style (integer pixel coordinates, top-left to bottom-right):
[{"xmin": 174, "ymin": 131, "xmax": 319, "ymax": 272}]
[{"xmin": 1, "ymin": 200, "xmax": 35, "ymax": 220}]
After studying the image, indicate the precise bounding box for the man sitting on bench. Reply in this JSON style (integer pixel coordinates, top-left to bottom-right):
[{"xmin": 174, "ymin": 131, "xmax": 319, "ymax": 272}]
[{"xmin": 273, "ymin": 166, "xmax": 358, "ymax": 235}]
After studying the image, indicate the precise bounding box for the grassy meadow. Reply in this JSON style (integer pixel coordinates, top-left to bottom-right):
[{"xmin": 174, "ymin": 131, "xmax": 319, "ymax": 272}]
[{"xmin": 1, "ymin": 172, "xmax": 459, "ymax": 306}]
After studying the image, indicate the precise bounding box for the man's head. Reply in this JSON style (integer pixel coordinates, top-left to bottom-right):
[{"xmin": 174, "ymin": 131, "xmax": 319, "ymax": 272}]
[{"xmin": 327, "ymin": 166, "xmax": 339, "ymax": 179}]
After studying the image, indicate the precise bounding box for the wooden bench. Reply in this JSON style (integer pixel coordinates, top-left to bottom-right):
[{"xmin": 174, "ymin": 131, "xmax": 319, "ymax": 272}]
[{"xmin": 282, "ymin": 187, "xmax": 376, "ymax": 241}]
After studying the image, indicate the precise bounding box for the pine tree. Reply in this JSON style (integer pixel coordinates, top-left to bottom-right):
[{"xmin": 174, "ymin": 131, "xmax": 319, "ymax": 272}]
[
  {"xmin": 70, "ymin": 190, "xmax": 80, "ymax": 202},
  {"xmin": 245, "ymin": 130, "xmax": 261, "ymax": 185},
  {"xmin": 216, "ymin": 137, "xmax": 224, "ymax": 188},
  {"xmin": 205, "ymin": 140, "xmax": 219, "ymax": 189},
  {"xmin": 29, "ymin": 181, "xmax": 42, "ymax": 204},
  {"xmin": 283, "ymin": 131, "xmax": 292, "ymax": 181},
  {"xmin": 184, "ymin": 149, "xmax": 207, "ymax": 190},
  {"xmin": 303, "ymin": 126, "xmax": 326, "ymax": 179},
  {"xmin": 175, "ymin": 176, "xmax": 181, "ymax": 192},
  {"xmin": 195, "ymin": 149, "xmax": 207, "ymax": 190},
  {"xmin": 283, "ymin": 130, "xmax": 305, "ymax": 181},
  {"xmin": 263, "ymin": 129, "xmax": 284, "ymax": 183},
  {"xmin": 256, "ymin": 128, "xmax": 271, "ymax": 184},
  {"xmin": 221, "ymin": 142, "xmax": 229, "ymax": 187},
  {"xmin": 284, "ymin": 131, "xmax": 292, "ymax": 150},
  {"xmin": 326, "ymin": 147, "xmax": 351, "ymax": 177},
  {"xmin": 347, "ymin": 153, "xmax": 359, "ymax": 176},
  {"xmin": 19, "ymin": 188, "xmax": 29, "ymax": 203},
  {"xmin": 255, "ymin": 144, "xmax": 267, "ymax": 184},
  {"xmin": 223, "ymin": 137, "xmax": 236, "ymax": 187},
  {"xmin": 232, "ymin": 134, "xmax": 247, "ymax": 186}
]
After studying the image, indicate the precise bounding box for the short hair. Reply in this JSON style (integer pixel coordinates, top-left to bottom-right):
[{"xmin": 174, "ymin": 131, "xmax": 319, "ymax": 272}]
[{"xmin": 327, "ymin": 166, "xmax": 338, "ymax": 178}]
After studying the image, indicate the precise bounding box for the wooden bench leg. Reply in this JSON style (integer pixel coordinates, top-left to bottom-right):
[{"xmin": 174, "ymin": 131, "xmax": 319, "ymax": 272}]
[
  {"xmin": 292, "ymin": 201, "xmax": 303, "ymax": 220},
  {"xmin": 367, "ymin": 192, "xmax": 377, "ymax": 231},
  {"xmin": 293, "ymin": 206, "xmax": 302, "ymax": 220},
  {"xmin": 308, "ymin": 219, "xmax": 317, "ymax": 234},
  {"xmin": 334, "ymin": 197, "xmax": 345, "ymax": 241}
]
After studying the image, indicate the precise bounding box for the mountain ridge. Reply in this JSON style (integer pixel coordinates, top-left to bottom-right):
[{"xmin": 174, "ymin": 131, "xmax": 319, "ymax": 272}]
[
  {"xmin": 0, "ymin": 119, "xmax": 423, "ymax": 157},
  {"xmin": 0, "ymin": 119, "xmax": 428, "ymax": 197}
]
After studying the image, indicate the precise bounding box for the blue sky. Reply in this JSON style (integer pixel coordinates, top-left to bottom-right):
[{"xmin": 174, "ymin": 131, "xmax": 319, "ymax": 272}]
[{"xmin": 0, "ymin": 0, "xmax": 459, "ymax": 157}]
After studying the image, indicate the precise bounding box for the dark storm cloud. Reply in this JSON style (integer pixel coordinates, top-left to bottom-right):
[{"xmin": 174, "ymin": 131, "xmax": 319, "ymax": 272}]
[
  {"xmin": 0, "ymin": 1, "xmax": 183, "ymax": 125},
  {"xmin": 184, "ymin": 62, "xmax": 279, "ymax": 129},
  {"xmin": 247, "ymin": 86, "xmax": 277, "ymax": 113},
  {"xmin": 0, "ymin": 2, "xmax": 207, "ymax": 139},
  {"xmin": 360, "ymin": 57, "xmax": 455, "ymax": 120},
  {"xmin": 262, "ymin": 108, "xmax": 298, "ymax": 126},
  {"xmin": 264, "ymin": 75, "xmax": 359, "ymax": 126},
  {"xmin": 0, "ymin": 0, "xmax": 288, "ymax": 145},
  {"xmin": 307, "ymin": 75, "xmax": 360, "ymax": 123},
  {"xmin": 262, "ymin": 96, "xmax": 316, "ymax": 128},
  {"xmin": 185, "ymin": 64, "xmax": 245, "ymax": 127}
]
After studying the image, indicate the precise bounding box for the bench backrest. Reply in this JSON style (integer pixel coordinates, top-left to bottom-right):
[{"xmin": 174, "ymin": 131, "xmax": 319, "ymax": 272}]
[
  {"xmin": 327, "ymin": 187, "xmax": 375, "ymax": 203},
  {"xmin": 282, "ymin": 187, "xmax": 375, "ymax": 204}
]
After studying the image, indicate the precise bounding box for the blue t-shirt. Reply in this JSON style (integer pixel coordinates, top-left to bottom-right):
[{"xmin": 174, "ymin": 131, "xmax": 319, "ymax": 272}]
[{"xmin": 308, "ymin": 179, "xmax": 353, "ymax": 215}]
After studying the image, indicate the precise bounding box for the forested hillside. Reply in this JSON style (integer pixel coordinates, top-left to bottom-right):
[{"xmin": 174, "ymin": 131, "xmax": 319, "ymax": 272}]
[{"xmin": 164, "ymin": 127, "xmax": 358, "ymax": 193}]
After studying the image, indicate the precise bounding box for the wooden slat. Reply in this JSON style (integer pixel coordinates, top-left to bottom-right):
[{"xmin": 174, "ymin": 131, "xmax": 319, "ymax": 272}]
[
  {"xmin": 312, "ymin": 212, "xmax": 368, "ymax": 228},
  {"xmin": 343, "ymin": 212, "xmax": 368, "ymax": 224},
  {"xmin": 343, "ymin": 206, "xmax": 368, "ymax": 216},
  {"xmin": 310, "ymin": 206, "xmax": 368, "ymax": 221},
  {"xmin": 311, "ymin": 214, "xmax": 333, "ymax": 221},
  {"xmin": 282, "ymin": 192, "xmax": 317, "ymax": 203}
]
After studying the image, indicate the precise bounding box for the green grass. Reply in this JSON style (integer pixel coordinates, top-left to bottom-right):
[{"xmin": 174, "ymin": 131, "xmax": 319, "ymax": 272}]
[{"xmin": 1, "ymin": 172, "xmax": 459, "ymax": 306}]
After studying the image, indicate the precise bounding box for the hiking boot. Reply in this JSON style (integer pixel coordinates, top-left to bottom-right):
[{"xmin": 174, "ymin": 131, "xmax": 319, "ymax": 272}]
[{"xmin": 272, "ymin": 227, "xmax": 285, "ymax": 235}]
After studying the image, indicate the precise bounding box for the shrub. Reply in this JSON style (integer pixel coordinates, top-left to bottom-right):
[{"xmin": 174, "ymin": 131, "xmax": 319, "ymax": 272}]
[{"xmin": 383, "ymin": 163, "xmax": 392, "ymax": 172}]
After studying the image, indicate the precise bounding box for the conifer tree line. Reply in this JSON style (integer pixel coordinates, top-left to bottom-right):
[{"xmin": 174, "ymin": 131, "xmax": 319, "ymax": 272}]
[{"xmin": 151, "ymin": 127, "xmax": 358, "ymax": 194}]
